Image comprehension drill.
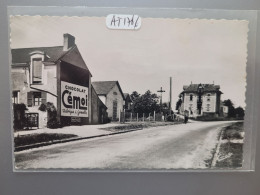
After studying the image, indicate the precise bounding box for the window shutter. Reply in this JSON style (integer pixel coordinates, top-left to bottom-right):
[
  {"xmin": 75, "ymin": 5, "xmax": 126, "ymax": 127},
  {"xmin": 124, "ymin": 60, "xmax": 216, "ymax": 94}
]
[
  {"xmin": 42, "ymin": 92, "xmax": 47, "ymax": 104},
  {"xmin": 27, "ymin": 92, "xmax": 33, "ymax": 107}
]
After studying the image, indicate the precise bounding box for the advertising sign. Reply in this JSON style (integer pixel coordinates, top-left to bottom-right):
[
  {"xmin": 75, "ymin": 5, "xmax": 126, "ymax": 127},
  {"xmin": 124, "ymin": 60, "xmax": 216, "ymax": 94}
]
[{"xmin": 61, "ymin": 81, "xmax": 88, "ymax": 117}]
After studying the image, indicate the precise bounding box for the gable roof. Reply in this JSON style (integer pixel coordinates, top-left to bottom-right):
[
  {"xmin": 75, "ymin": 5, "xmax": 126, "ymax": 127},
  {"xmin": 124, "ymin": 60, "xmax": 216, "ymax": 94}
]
[
  {"xmin": 182, "ymin": 84, "xmax": 222, "ymax": 94},
  {"xmin": 92, "ymin": 81, "xmax": 125, "ymax": 100},
  {"xmin": 11, "ymin": 45, "xmax": 92, "ymax": 75},
  {"xmin": 11, "ymin": 46, "xmax": 67, "ymax": 64}
]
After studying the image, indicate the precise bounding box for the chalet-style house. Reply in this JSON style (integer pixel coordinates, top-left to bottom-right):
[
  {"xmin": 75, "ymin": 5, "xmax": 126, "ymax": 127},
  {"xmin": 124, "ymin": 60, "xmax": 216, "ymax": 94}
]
[
  {"xmin": 11, "ymin": 33, "xmax": 107, "ymax": 128},
  {"xmin": 178, "ymin": 83, "xmax": 223, "ymax": 118},
  {"xmin": 92, "ymin": 81, "xmax": 125, "ymax": 121}
]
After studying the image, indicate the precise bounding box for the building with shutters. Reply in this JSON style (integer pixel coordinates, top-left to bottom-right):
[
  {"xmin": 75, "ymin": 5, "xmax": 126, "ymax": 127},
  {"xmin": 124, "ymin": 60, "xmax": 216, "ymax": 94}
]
[
  {"xmin": 11, "ymin": 33, "xmax": 107, "ymax": 128},
  {"xmin": 92, "ymin": 81, "xmax": 125, "ymax": 121},
  {"xmin": 178, "ymin": 83, "xmax": 223, "ymax": 118}
]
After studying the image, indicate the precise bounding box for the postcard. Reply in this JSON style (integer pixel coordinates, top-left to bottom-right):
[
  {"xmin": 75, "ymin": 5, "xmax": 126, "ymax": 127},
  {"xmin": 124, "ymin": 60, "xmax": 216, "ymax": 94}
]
[{"xmin": 9, "ymin": 8, "xmax": 256, "ymax": 171}]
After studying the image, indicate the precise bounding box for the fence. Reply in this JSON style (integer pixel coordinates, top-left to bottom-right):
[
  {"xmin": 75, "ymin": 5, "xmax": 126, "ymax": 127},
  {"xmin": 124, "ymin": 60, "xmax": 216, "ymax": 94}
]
[{"xmin": 119, "ymin": 111, "xmax": 178, "ymax": 123}]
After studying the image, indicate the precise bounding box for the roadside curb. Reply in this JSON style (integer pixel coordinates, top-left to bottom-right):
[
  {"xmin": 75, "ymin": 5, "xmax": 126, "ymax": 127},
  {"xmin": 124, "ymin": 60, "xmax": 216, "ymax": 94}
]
[
  {"xmin": 210, "ymin": 128, "xmax": 225, "ymax": 167},
  {"xmin": 14, "ymin": 128, "xmax": 143, "ymax": 152}
]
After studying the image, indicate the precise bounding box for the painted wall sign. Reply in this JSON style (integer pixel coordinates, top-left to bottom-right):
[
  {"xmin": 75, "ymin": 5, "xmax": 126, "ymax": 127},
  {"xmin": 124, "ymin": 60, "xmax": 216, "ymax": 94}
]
[
  {"xmin": 61, "ymin": 81, "xmax": 88, "ymax": 117},
  {"xmin": 106, "ymin": 14, "xmax": 141, "ymax": 30}
]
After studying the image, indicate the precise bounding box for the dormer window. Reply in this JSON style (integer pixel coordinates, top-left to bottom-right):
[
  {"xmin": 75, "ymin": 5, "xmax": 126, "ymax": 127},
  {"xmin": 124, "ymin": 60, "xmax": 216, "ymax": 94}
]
[{"xmin": 32, "ymin": 58, "xmax": 42, "ymax": 84}]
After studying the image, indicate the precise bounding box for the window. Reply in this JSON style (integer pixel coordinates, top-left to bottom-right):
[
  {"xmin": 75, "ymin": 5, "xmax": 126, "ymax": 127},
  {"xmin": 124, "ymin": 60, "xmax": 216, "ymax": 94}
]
[
  {"xmin": 32, "ymin": 58, "xmax": 42, "ymax": 84},
  {"xmin": 113, "ymin": 100, "xmax": 118, "ymax": 120},
  {"xmin": 206, "ymin": 104, "xmax": 210, "ymax": 111},
  {"xmin": 12, "ymin": 91, "xmax": 19, "ymax": 104},
  {"xmin": 33, "ymin": 92, "xmax": 42, "ymax": 106},
  {"xmin": 27, "ymin": 92, "xmax": 46, "ymax": 107},
  {"xmin": 207, "ymin": 94, "xmax": 211, "ymax": 101},
  {"xmin": 113, "ymin": 92, "xmax": 117, "ymax": 95},
  {"xmin": 190, "ymin": 94, "xmax": 193, "ymax": 101}
]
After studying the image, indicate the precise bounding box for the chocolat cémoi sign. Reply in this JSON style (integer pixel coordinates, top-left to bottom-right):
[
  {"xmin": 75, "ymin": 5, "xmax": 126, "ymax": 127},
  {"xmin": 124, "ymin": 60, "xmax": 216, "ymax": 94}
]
[{"xmin": 61, "ymin": 81, "xmax": 88, "ymax": 117}]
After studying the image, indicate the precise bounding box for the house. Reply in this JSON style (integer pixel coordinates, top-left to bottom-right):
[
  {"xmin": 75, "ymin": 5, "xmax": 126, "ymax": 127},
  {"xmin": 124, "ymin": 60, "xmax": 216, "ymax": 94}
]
[
  {"xmin": 92, "ymin": 81, "xmax": 125, "ymax": 121},
  {"xmin": 11, "ymin": 33, "xmax": 107, "ymax": 128},
  {"xmin": 178, "ymin": 83, "xmax": 223, "ymax": 118},
  {"xmin": 123, "ymin": 93, "xmax": 133, "ymax": 111}
]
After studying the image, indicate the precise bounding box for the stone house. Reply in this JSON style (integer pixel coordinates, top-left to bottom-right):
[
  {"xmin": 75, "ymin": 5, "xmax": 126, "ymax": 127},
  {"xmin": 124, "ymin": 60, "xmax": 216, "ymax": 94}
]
[
  {"xmin": 92, "ymin": 81, "xmax": 125, "ymax": 121},
  {"xmin": 178, "ymin": 83, "xmax": 223, "ymax": 118},
  {"xmin": 11, "ymin": 33, "xmax": 107, "ymax": 128}
]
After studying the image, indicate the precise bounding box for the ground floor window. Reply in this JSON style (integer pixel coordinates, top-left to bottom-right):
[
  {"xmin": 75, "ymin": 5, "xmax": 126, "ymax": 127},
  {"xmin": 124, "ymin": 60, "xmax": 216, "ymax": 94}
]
[
  {"xmin": 33, "ymin": 92, "xmax": 42, "ymax": 106},
  {"xmin": 27, "ymin": 91, "xmax": 46, "ymax": 107},
  {"xmin": 12, "ymin": 91, "xmax": 19, "ymax": 104}
]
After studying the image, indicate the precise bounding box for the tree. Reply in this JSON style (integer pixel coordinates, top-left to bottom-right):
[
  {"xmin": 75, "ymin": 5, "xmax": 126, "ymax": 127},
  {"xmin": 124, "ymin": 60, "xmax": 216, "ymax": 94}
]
[
  {"xmin": 176, "ymin": 97, "xmax": 182, "ymax": 111},
  {"xmin": 223, "ymin": 99, "xmax": 236, "ymax": 117},
  {"xmin": 130, "ymin": 91, "xmax": 140, "ymax": 101},
  {"xmin": 131, "ymin": 90, "xmax": 160, "ymax": 114},
  {"xmin": 235, "ymin": 107, "xmax": 245, "ymax": 118}
]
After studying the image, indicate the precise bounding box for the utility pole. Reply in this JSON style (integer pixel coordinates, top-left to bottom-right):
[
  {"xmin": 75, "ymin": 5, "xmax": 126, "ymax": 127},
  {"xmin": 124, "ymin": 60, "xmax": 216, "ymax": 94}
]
[
  {"xmin": 157, "ymin": 87, "xmax": 165, "ymax": 113},
  {"xmin": 169, "ymin": 77, "xmax": 172, "ymax": 116}
]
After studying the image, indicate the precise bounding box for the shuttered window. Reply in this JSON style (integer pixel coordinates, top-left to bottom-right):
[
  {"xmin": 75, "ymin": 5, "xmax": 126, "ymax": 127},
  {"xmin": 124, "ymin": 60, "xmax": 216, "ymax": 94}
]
[
  {"xmin": 27, "ymin": 92, "xmax": 47, "ymax": 107},
  {"xmin": 32, "ymin": 58, "xmax": 42, "ymax": 83},
  {"xmin": 27, "ymin": 92, "xmax": 33, "ymax": 107}
]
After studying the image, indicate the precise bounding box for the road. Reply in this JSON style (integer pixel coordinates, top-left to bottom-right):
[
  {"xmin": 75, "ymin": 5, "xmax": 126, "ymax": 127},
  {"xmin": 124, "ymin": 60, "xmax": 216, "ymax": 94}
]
[{"xmin": 15, "ymin": 121, "xmax": 235, "ymax": 170}]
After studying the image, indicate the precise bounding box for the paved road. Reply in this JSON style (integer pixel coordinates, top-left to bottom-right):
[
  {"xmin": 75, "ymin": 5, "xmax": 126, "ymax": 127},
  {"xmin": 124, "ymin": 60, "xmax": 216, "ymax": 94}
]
[{"xmin": 15, "ymin": 121, "xmax": 235, "ymax": 170}]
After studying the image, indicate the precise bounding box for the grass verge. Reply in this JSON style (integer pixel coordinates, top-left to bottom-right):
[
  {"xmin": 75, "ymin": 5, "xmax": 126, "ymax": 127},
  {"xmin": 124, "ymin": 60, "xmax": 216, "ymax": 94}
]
[
  {"xmin": 222, "ymin": 122, "xmax": 243, "ymax": 140},
  {"xmin": 100, "ymin": 121, "xmax": 181, "ymax": 132},
  {"xmin": 14, "ymin": 133, "xmax": 77, "ymax": 147},
  {"xmin": 215, "ymin": 142, "xmax": 243, "ymax": 168}
]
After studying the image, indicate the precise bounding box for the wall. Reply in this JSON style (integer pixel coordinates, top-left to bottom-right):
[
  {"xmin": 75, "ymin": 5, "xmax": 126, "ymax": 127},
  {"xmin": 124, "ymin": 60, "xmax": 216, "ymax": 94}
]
[
  {"xmin": 106, "ymin": 84, "xmax": 124, "ymax": 120},
  {"xmin": 91, "ymin": 85, "xmax": 99, "ymax": 124},
  {"xmin": 183, "ymin": 93, "xmax": 198, "ymax": 116},
  {"xmin": 202, "ymin": 92, "xmax": 217, "ymax": 113}
]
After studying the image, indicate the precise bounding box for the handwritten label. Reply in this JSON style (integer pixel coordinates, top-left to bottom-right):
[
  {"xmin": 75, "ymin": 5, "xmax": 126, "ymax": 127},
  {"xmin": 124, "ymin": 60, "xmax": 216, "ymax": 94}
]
[{"xmin": 106, "ymin": 14, "xmax": 141, "ymax": 30}]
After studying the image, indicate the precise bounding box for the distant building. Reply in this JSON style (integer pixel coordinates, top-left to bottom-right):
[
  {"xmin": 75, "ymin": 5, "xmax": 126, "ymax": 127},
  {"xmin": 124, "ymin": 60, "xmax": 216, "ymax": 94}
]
[
  {"xmin": 178, "ymin": 83, "xmax": 223, "ymax": 118},
  {"xmin": 92, "ymin": 81, "xmax": 125, "ymax": 121},
  {"xmin": 123, "ymin": 93, "xmax": 133, "ymax": 112},
  {"xmin": 11, "ymin": 33, "xmax": 107, "ymax": 128}
]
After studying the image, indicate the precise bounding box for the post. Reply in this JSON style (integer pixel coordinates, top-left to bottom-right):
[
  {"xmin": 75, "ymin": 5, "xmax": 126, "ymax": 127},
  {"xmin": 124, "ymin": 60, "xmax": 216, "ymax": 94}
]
[
  {"xmin": 137, "ymin": 113, "xmax": 139, "ymax": 122},
  {"xmin": 119, "ymin": 110, "xmax": 121, "ymax": 123},
  {"xmin": 143, "ymin": 113, "xmax": 144, "ymax": 122},
  {"xmin": 169, "ymin": 77, "xmax": 172, "ymax": 116},
  {"xmin": 123, "ymin": 110, "xmax": 125, "ymax": 123},
  {"xmin": 130, "ymin": 112, "xmax": 132, "ymax": 122},
  {"xmin": 149, "ymin": 113, "xmax": 151, "ymax": 122},
  {"xmin": 154, "ymin": 111, "xmax": 156, "ymax": 121}
]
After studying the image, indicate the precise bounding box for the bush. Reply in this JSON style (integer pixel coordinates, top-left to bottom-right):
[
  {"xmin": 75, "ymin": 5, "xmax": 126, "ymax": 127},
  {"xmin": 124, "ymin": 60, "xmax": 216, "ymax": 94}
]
[
  {"xmin": 13, "ymin": 103, "xmax": 28, "ymax": 130},
  {"xmin": 46, "ymin": 102, "xmax": 59, "ymax": 128},
  {"xmin": 38, "ymin": 103, "xmax": 47, "ymax": 112}
]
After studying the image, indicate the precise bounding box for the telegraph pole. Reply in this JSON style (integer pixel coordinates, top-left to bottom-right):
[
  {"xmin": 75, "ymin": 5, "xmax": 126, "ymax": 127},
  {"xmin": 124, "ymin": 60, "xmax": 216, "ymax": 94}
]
[
  {"xmin": 157, "ymin": 87, "xmax": 165, "ymax": 113},
  {"xmin": 169, "ymin": 77, "xmax": 172, "ymax": 115}
]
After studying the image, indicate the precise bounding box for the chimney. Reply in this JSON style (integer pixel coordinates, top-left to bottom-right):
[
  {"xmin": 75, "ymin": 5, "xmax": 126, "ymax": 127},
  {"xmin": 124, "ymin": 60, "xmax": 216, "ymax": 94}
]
[{"xmin": 63, "ymin": 33, "xmax": 75, "ymax": 51}]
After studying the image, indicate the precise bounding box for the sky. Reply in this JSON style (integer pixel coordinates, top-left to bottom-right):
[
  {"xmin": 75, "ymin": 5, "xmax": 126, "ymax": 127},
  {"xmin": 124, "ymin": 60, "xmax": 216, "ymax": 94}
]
[{"xmin": 10, "ymin": 16, "xmax": 248, "ymax": 108}]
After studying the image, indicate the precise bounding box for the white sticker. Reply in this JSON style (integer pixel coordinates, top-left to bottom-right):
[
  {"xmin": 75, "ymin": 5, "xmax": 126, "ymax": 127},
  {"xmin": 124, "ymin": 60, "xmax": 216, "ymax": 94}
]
[{"xmin": 106, "ymin": 14, "xmax": 141, "ymax": 30}]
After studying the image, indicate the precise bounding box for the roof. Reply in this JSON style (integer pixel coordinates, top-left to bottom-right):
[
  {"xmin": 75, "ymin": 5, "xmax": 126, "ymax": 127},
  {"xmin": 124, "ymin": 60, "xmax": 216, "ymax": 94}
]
[
  {"xmin": 11, "ymin": 46, "xmax": 67, "ymax": 64},
  {"xmin": 92, "ymin": 81, "xmax": 125, "ymax": 100},
  {"xmin": 11, "ymin": 45, "xmax": 92, "ymax": 75},
  {"xmin": 182, "ymin": 84, "xmax": 222, "ymax": 94},
  {"xmin": 124, "ymin": 93, "xmax": 133, "ymax": 102}
]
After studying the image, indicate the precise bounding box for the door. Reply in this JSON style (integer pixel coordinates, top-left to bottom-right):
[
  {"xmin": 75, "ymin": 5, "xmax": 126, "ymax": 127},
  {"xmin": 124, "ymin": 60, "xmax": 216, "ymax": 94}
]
[{"xmin": 112, "ymin": 100, "xmax": 117, "ymax": 120}]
